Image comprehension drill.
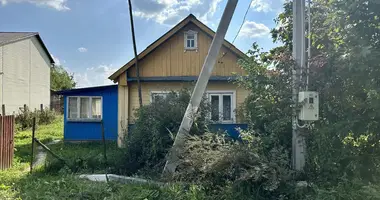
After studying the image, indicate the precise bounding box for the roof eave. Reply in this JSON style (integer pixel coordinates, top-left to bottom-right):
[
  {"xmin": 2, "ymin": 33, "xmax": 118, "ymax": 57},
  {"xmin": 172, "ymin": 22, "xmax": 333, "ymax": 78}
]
[{"xmin": 0, "ymin": 33, "xmax": 55, "ymax": 65}]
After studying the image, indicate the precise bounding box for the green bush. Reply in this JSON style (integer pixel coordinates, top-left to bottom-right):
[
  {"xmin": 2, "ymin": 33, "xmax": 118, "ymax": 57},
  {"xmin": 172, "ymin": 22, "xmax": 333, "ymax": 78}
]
[
  {"xmin": 15, "ymin": 106, "xmax": 57, "ymax": 130},
  {"xmin": 38, "ymin": 108, "xmax": 57, "ymax": 125},
  {"xmin": 124, "ymin": 89, "xmax": 210, "ymax": 176}
]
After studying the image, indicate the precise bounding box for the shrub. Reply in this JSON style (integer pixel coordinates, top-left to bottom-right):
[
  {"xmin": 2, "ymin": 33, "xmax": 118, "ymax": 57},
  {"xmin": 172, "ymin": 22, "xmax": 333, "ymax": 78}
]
[
  {"xmin": 172, "ymin": 130, "xmax": 295, "ymax": 200},
  {"xmin": 124, "ymin": 89, "xmax": 210, "ymax": 175},
  {"xmin": 15, "ymin": 106, "xmax": 36, "ymax": 130},
  {"xmin": 15, "ymin": 106, "xmax": 57, "ymax": 130},
  {"xmin": 38, "ymin": 108, "xmax": 57, "ymax": 125}
]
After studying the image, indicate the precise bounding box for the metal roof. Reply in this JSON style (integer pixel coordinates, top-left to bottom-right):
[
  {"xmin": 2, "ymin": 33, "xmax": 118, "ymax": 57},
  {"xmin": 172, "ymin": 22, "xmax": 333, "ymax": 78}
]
[
  {"xmin": 56, "ymin": 85, "xmax": 118, "ymax": 95},
  {"xmin": 0, "ymin": 32, "xmax": 55, "ymax": 64}
]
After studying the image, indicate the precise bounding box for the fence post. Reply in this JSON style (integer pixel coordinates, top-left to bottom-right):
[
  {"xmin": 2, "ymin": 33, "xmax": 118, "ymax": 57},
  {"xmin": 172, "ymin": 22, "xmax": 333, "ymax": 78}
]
[
  {"xmin": 2, "ymin": 104, "xmax": 5, "ymax": 116},
  {"xmin": 101, "ymin": 120, "xmax": 109, "ymax": 182},
  {"xmin": 30, "ymin": 117, "xmax": 36, "ymax": 173},
  {"xmin": 40, "ymin": 104, "xmax": 43, "ymax": 112},
  {"xmin": 24, "ymin": 104, "xmax": 27, "ymax": 112}
]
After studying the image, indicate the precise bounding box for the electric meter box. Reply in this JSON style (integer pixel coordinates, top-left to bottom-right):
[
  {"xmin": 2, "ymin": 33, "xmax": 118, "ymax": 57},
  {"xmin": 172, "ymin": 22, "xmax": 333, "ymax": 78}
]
[{"xmin": 298, "ymin": 91, "xmax": 319, "ymax": 121}]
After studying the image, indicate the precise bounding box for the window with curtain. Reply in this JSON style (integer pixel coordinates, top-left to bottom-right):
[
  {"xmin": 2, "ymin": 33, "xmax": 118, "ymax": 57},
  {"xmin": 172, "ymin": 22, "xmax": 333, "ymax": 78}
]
[
  {"xmin": 151, "ymin": 91, "xmax": 170, "ymax": 103},
  {"xmin": 184, "ymin": 30, "xmax": 198, "ymax": 50},
  {"xmin": 67, "ymin": 96, "xmax": 102, "ymax": 120},
  {"xmin": 68, "ymin": 97, "xmax": 78, "ymax": 119},
  {"xmin": 92, "ymin": 97, "xmax": 102, "ymax": 119},
  {"xmin": 80, "ymin": 97, "xmax": 90, "ymax": 118},
  {"xmin": 208, "ymin": 92, "xmax": 235, "ymax": 123}
]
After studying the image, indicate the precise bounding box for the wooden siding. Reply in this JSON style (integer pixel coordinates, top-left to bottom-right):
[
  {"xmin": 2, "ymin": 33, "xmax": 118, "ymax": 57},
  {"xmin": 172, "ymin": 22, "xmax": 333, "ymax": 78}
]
[
  {"xmin": 127, "ymin": 81, "xmax": 249, "ymax": 123},
  {"xmin": 117, "ymin": 85, "xmax": 128, "ymax": 147},
  {"xmin": 127, "ymin": 23, "xmax": 245, "ymax": 78}
]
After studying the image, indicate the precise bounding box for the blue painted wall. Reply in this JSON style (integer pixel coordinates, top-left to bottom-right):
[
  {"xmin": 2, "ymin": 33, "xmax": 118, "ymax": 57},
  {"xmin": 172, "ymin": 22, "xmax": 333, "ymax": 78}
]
[
  {"xmin": 209, "ymin": 124, "xmax": 248, "ymax": 139},
  {"xmin": 61, "ymin": 85, "xmax": 118, "ymax": 141}
]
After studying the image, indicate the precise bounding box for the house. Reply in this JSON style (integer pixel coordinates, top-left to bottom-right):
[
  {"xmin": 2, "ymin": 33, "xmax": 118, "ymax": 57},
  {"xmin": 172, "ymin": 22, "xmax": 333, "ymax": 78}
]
[
  {"xmin": 60, "ymin": 14, "xmax": 249, "ymax": 143},
  {"xmin": 0, "ymin": 32, "xmax": 54, "ymax": 115}
]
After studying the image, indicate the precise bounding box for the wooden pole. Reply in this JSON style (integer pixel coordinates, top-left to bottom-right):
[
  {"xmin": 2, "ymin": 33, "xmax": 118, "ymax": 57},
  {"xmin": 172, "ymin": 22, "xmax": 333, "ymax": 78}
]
[
  {"xmin": 127, "ymin": 0, "xmax": 143, "ymax": 107},
  {"xmin": 40, "ymin": 104, "xmax": 43, "ymax": 112},
  {"xmin": 163, "ymin": 0, "xmax": 238, "ymax": 174},
  {"xmin": 30, "ymin": 117, "xmax": 36, "ymax": 173},
  {"xmin": 33, "ymin": 138, "xmax": 66, "ymax": 164},
  {"xmin": 101, "ymin": 120, "xmax": 109, "ymax": 182}
]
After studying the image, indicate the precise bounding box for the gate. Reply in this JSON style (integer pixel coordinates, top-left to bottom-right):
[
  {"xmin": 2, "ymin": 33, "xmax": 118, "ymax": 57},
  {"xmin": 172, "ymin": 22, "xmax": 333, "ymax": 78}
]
[{"xmin": 0, "ymin": 115, "xmax": 15, "ymax": 170}]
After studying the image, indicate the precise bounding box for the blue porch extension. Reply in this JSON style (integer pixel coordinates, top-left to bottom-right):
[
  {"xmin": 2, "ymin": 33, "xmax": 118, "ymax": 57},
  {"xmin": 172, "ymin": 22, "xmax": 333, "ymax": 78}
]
[{"xmin": 58, "ymin": 85, "xmax": 118, "ymax": 141}]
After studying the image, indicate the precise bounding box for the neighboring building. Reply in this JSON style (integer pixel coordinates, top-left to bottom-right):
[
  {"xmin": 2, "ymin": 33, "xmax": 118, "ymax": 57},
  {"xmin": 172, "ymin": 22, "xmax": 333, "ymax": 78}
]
[
  {"xmin": 0, "ymin": 32, "xmax": 54, "ymax": 115},
  {"xmin": 60, "ymin": 14, "xmax": 249, "ymax": 143}
]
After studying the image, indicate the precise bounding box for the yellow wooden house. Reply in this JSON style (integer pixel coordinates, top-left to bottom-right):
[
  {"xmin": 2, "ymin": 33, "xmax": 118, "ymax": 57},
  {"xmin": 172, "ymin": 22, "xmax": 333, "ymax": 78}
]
[{"xmin": 108, "ymin": 14, "xmax": 249, "ymax": 143}]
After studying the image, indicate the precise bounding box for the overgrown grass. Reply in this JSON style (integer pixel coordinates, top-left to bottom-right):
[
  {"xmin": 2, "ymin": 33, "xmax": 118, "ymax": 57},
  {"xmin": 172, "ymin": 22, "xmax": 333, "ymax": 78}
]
[
  {"xmin": 2, "ymin": 171, "xmax": 206, "ymax": 200},
  {"xmin": 0, "ymin": 115, "xmax": 206, "ymax": 200},
  {"xmin": 44, "ymin": 142, "xmax": 128, "ymax": 175},
  {"xmin": 14, "ymin": 115, "xmax": 64, "ymax": 163}
]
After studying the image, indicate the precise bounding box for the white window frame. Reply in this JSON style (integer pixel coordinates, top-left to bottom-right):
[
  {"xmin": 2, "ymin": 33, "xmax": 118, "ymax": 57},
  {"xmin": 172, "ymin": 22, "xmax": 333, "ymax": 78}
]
[
  {"xmin": 184, "ymin": 30, "xmax": 198, "ymax": 51},
  {"xmin": 150, "ymin": 91, "xmax": 172, "ymax": 103},
  {"xmin": 207, "ymin": 90, "xmax": 236, "ymax": 123},
  {"xmin": 67, "ymin": 96, "xmax": 103, "ymax": 121}
]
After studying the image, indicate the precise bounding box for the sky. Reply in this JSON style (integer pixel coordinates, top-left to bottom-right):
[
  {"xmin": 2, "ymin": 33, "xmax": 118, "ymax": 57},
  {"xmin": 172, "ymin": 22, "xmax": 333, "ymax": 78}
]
[{"xmin": 0, "ymin": 0, "xmax": 285, "ymax": 88}]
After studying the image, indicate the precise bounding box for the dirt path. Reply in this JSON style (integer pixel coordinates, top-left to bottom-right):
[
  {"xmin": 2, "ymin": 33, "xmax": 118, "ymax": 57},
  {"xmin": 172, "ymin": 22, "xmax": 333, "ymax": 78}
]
[{"xmin": 33, "ymin": 140, "xmax": 61, "ymax": 167}]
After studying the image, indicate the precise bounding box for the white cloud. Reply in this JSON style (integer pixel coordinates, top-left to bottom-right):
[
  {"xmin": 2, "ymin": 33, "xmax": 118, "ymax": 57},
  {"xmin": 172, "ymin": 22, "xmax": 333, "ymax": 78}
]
[
  {"xmin": 250, "ymin": 0, "xmax": 287, "ymax": 13},
  {"xmin": 77, "ymin": 47, "xmax": 88, "ymax": 53},
  {"xmin": 73, "ymin": 65, "xmax": 117, "ymax": 87},
  {"xmin": 239, "ymin": 21, "xmax": 270, "ymax": 38},
  {"xmin": 50, "ymin": 54, "xmax": 61, "ymax": 66},
  {"xmin": 0, "ymin": 0, "xmax": 70, "ymax": 11},
  {"xmin": 131, "ymin": 0, "xmax": 221, "ymax": 26},
  {"xmin": 250, "ymin": 0, "xmax": 272, "ymax": 12}
]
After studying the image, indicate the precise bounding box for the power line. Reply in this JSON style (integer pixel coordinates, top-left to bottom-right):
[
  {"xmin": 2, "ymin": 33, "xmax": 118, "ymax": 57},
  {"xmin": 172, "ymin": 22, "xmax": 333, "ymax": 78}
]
[{"xmin": 232, "ymin": 0, "xmax": 253, "ymax": 44}]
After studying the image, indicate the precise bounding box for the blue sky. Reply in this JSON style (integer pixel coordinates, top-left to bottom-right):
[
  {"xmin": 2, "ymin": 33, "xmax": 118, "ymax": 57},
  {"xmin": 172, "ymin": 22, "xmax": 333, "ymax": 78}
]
[{"xmin": 0, "ymin": 0, "xmax": 284, "ymax": 87}]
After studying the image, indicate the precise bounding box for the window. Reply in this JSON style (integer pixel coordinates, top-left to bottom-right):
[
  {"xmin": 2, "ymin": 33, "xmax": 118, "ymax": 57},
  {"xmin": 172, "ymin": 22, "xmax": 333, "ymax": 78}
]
[
  {"xmin": 150, "ymin": 91, "xmax": 171, "ymax": 103},
  {"xmin": 208, "ymin": 91, "xmax": 235, "ymax": 122},
  {"xmin": 67, "ymin": 96, "xmax": 102, "ymax": 121},
  {"xmin": 184, "ymin": 30, "xmax": 198, "ymax": 50}
]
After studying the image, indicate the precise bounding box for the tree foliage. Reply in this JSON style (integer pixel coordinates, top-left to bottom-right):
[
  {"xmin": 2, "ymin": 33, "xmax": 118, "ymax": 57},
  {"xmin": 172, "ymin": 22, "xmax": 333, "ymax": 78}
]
[
  {"xmin": 51, "ymin": 65, "xmax": 76, "ymax": 91},
  {"xmin": 235, "ymin": 0, "xmax": 380, "ymax": 197},
  {"xmin": 124, "ymin": 90, "xmax": 210, "ymax": 176}
]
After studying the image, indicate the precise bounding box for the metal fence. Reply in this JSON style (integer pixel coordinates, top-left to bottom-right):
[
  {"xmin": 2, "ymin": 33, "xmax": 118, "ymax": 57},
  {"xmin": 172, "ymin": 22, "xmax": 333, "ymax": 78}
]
[{"xmin": 0, "ymin": 115, "xmax": 15, "ymax": 170}]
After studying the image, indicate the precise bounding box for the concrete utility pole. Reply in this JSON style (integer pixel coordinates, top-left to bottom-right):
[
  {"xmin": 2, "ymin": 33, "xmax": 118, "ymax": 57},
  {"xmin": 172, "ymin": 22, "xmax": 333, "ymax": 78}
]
[
  {"xmin": 292, "ymin": 0, "xmax": 306, "ymax": 170},
  {"xmin": 163, "ymin": 0, "xmax": 238, "ymax": 174}
]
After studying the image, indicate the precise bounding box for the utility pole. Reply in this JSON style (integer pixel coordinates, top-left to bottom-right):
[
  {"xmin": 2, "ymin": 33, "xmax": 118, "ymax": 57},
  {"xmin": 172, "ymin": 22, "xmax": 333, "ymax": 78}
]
[
  {"xmin": 163, "ymin": 0, "xmax": 238, "ymax": 174},
  {"xmin": 128, "ymin": 0, "xmax": 143, "ymax": 107},
  {"xmin": 292, "ymin": 0, "xmax": 306, "ymax": 170}
]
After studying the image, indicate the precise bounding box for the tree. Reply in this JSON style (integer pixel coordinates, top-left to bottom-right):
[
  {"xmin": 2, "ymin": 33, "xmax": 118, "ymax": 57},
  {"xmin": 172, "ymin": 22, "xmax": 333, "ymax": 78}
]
[
  {"xmin": 51, "ymin": 65, "xmax": 76, "ymax": 91},
  {"xmin": 238, "ymin": 0, "xmax": 380, "ymax": 184}
]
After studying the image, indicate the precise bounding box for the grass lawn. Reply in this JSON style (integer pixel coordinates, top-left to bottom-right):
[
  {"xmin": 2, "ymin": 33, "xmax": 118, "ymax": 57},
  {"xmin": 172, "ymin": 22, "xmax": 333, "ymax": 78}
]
[{"xmin": 0, "ymin": 115, "xmax": 204, "ymax": 200}]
